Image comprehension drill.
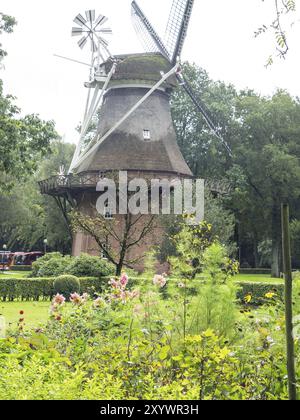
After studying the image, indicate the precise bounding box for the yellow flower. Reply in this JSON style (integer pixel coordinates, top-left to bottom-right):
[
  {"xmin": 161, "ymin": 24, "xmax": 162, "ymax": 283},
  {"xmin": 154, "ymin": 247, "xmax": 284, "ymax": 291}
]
[
  {"xmin": 265, "ymin": 292, "xmax": 276, "ymax": 299},
  {"xmin": 244, "ymin": 294, "xmax": 252, "ymax": 304}
]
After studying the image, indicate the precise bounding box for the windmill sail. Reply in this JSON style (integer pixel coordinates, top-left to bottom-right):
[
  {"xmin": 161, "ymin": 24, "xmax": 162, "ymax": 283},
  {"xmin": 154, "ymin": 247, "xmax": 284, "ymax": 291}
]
[
  {"xmin": 131, "ymin": 1, "xmax": 169, "ymax": 58},
  {"xmin": 178, "ymin": 74, "xmax": 232, "ymax": 156},
  {"xmin": 130, "ymin": 0, "xmax": 232, "ymax": 156},
  {"xmin": 165, "ymin": 0, "xmax": 195, "ymax": 64}
]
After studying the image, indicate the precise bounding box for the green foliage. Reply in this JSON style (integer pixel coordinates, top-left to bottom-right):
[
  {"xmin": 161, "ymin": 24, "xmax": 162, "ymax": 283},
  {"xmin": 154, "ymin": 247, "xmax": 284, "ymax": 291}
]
[
  {"xmin": 0, "ymin": 277, "xmax": 106, "ymax": 301},
  {"xmin": 0, "ymin": 85, "xmax": 57, "ymax": 191},
  {"xmin": 31, "ymin": 253, "xmax": 71, "ymax": 278},
  {"xmin": 10, "ymin": 266, "xmax": 32, "ymax": 272},
  {"xmin": 31, "ymin": 252, "xmax": 114, "ymax": 279},
  {"xmin": 53, "ymin": 275, "xmax": 80, "ymax": 299},
  {"xmin": 0, "ymin": 140, "xmax": 74, "ymax": 253},
  {"xmin": 0, "ymin": 295, "xmax": 292, "ymax": 400},
  {"xmin": 191, "ymin": 243, "xmax": 239, "ymax": 336},
  {"xmin": 66, "ymin": 254, "xmax": 114, "ymax": 278},
  {"xmin": 237, "ymin": 282, "xmax": 284, "ymax": 306},
  {"xmin": 0, "ymin": 13, "xmax": 16, "ymax": 63},
  {"xmin": 0, "ymin": 277, "xmax": 54, "ymax": 301}
]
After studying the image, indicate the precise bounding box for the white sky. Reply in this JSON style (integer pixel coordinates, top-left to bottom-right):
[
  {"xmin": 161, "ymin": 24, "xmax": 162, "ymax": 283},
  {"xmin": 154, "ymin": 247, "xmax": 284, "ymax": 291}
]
[{"xmin": 1, "ymin": 0, "xmax": 300, "ymax": 143}]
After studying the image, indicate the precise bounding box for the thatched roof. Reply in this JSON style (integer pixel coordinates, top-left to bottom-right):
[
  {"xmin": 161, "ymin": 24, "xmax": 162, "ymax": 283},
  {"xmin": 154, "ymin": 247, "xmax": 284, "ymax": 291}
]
[
  {"xmin": 101, "ymin": 53, "xmax": 178, "ymax": 88},
  {"xmin": 74, "ymin": 53, "xmax": 192, "ymax": 178}
]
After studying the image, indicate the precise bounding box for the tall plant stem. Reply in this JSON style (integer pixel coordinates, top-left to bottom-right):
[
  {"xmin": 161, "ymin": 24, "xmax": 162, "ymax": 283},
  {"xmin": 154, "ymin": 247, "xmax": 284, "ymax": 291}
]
[{"xmin": 281, "ymin": 203, "xmax": 297, "ymax": 400}]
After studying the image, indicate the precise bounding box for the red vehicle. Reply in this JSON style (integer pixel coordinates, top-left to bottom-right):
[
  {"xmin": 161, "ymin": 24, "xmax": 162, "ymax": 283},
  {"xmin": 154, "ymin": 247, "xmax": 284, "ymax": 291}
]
[
  {"xmin": 0, "ymin": 251, "xmax": 13, "ymax": 271},
  {"xmin": 12, "ymin": 252, "xmax": 44, "ymax": 267},
  {"xmin": 1, "ymin": 252, "xmax": 44, "ymax": 271}
]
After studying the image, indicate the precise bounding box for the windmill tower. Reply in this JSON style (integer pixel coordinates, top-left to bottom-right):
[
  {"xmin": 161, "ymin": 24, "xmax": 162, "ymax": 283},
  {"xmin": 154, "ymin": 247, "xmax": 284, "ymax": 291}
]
[{"xmin": 39, "ymin": 1, "xmax": 229, "ymax": 271}]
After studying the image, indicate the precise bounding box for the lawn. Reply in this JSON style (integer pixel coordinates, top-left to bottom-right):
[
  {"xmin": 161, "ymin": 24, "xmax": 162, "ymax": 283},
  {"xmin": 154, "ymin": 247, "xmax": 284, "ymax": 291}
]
[
  {"xmin": 0, "ymin": 301, "xmax": 50, "ymax": 331},
  {"xmin": 0, "ymin": 273, "xmax": 284, "ymax": 332},
  {"xmin": 0, "ymin": 271, "xmax": 29, "ymax": 279},
  {"xmin": 234, "ymin": 273, "xmax": 284, "ymax": 284}
]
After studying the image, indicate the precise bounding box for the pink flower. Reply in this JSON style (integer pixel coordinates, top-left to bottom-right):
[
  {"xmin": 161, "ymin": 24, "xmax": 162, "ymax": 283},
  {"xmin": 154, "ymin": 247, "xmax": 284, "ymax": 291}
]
[
  {"xmin": 70, "ymin": 293, "xmax": 82, "ymax": 305},
  {"xmin": 120, "ymin": 273, "xmax": 129, "ymax": 288},
  {"xmin": 53, "ymin": 294, "xmax": 66, "ymax": 305},
  {"xmin": 153, "ymin": 274, "xmax": 167, "ymax": 288}
]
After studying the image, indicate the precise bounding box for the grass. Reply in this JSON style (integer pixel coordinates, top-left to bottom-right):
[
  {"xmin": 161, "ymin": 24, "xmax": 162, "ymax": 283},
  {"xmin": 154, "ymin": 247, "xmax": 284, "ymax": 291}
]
[
  {"xmin": 0, "ymin": 271, "xmax": 29, "ymax": 279},
  {"xmin": 234, "ymin": 274, "xmax": 284, "ymax": 284},
  {"xmin": 0, "ymin": 301, "xmax": 50, "ymax": 331},
  {"xmin": 0, "ymin": 272, "xmax": 284, "ymax": 333}
]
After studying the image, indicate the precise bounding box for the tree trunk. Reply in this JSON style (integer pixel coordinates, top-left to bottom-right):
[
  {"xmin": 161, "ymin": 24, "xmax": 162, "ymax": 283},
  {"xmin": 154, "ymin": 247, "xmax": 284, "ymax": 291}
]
[
  {"xmin": 253, "ymin": 234, "xmax": 259, "ymax": 268},
  {"xmin": 271, "ymin": 203, "xmax": 282, "ymax": 278}
]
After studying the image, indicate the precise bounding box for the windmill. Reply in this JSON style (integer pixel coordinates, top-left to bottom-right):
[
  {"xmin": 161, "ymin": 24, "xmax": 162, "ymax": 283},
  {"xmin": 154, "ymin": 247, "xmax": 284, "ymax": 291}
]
[
  {"xmin": 131, "ymin": 0, "xmax": 232, "ymax": 156},
  {"xmin": 68, "ymin": 1, "xmax": 231, "ymax": 175},
  {"xmin": 40, "ymin": 3, "xmax": 217, "ymax": 270}
]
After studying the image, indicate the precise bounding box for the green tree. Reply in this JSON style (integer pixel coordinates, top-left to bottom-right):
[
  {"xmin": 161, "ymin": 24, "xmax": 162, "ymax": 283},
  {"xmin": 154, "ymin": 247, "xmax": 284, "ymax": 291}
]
[
  {"xmin": 0, "ymin": 140, "xmax": 74, "ymax": 253},
  {"xmin": 0, "ymin": 12, "xmax": 16, "ymax": 65},
  {"xmin": 229, "ymin": 90, "xmax": 300, "ymax": 276},
  {"xmin": 0, "ymin": 15, "xmax": 57, "ymax": 192}
]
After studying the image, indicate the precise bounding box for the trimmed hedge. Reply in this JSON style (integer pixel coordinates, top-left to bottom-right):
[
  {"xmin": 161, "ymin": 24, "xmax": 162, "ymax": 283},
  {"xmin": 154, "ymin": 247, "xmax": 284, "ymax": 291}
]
[
  {"xmin": 0, "ymin": 277, "xmax": 110, "ymax": 302},
  {"xmin": 10, "ymin": 266, "xmax": 32, "ymax": 272},
  {"xmin": 240, "ymin": 268, "xmax": 272, "ymax": 275},
  {"xmin": 0, "ymin": 277, "xmax": 285, "ymax": 305},
  {"xmin": 237, "ymin": 282, "xmax": 284, "ymax": 306},
  {"xmin": 54, "ymin": 275, "xmax": 80, "ymax": 298}
]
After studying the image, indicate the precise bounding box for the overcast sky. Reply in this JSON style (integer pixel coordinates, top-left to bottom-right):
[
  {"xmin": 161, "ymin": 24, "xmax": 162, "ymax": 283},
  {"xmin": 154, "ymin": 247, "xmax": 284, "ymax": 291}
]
[{"xmin": 1, "ymin": 0, "xmax": 300, "ymax": 143}]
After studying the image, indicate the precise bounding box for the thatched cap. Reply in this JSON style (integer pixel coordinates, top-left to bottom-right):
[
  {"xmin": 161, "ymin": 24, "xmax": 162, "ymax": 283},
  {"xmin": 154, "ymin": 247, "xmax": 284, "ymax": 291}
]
[
  {"xmin": 74, "ymin": 86, "xmax": 193, "ymax": 177},
  {"xmin": 100, "ymin": 53, "xmax": 178, "ymax": 89}
]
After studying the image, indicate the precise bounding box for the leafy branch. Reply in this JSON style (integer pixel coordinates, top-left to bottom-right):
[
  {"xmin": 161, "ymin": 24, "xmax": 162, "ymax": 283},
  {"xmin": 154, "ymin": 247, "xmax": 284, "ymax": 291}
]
[{"xmin": 255, "ymin": 0, "xmax": 297, "ymax": 66}]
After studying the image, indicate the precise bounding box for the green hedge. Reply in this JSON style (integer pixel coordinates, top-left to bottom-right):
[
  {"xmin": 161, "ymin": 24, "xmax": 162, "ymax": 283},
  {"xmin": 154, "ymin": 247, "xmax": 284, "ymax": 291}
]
[
  {"xmin": 240, "ymin": 268, "xmax": 272, "ymax": 275},
  {"xmin": 0, "ymin": 277, "xmax": 110, "ymax": 302},
  {"xmin": 237, "ymin": 282, "xmax": 284, "ymax": 306},
  {"xmin": 10, "ymin": 266, "xmax": 32, "ymax": 272},
  {"xmin": 0, "ymin": 277, "xmax": 285, "ymax": 305}
]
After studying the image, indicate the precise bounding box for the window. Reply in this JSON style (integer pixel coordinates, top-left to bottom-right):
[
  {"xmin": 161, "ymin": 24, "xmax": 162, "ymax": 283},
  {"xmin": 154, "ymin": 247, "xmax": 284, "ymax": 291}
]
[
  {"xmin": 143, "ymin": 129, "xmax": 151, "ymax": 141},
  {"xmin": 104, "ymin": 203, "xmax": 113, "ymax": 220}
]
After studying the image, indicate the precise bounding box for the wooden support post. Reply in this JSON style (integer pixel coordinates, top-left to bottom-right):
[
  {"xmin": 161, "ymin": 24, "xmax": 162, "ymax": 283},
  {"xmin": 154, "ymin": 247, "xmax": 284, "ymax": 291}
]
[{"xmin": 281, "ymin": 203, "xmax": 297, "ymax": 400}]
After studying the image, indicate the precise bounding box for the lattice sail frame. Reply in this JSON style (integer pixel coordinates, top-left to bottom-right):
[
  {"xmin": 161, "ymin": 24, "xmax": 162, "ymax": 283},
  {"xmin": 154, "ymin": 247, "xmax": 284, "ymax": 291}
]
[
  {"xmin": 130, "ymin": 0, "xmax": 232, "ymax": 156},
  {"xmin": 165, "ymin": 0, "xmax": 195, "ymax": 63}
]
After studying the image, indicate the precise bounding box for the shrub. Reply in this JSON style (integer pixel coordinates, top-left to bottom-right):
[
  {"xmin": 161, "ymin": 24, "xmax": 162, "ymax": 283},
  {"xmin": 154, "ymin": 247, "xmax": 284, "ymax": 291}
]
[
  {"xmin": 31, "ymin": 253, "xmax": 71, "ymax": 278},
  {"xmin": 0, "ymin": 277, "xmax": 107, "ymax": 301},
  {"xmin": 53, "ymin": 275, "xmax": 80, "ymax": 299},
  {"xmin": 10, "ymin": 266, "xmax": 32, "ymax": 272},
  {"xmin": 31, "ymin": 253, "xmax": 114, "ymax": 278},
  {"xmin": 65, "ymin": 254, "xmax": 114, "ymax": 278},
  {"xmin": 237, "ymin": 282, "xmax": 284, "ymax": 305},
  {"xmin": 0, "ymin": 278, "xmax": 54, "ymax": 301}
]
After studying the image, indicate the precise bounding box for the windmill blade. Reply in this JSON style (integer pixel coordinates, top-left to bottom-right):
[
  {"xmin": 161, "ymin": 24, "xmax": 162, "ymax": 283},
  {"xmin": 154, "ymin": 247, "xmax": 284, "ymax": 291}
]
[
  {"xmin": 131, "ymin": 0, "xmax": 170, "ymax": 58},
  {"xmin": 72, "ymin": 27, "xmax": 84, "ymax": 37},
  {"xmin": 78, "ymin": 36, "xmax": 88, "ymax": 49},
  {"xmin": 85, "ymin": 10, "xmax": 96, "ymax": 24},
  {"xmin": 177, "ymin": 73, "xmax": 232, "ymax": 156},
  {"xmin": 99, "ymin": 28, "xmax": 113, "ymax": 35},
  {"xmin": 74, "ymin": 13, "xmax": 87, "ymax": 27},
  {"xmin": 165, "ymin": 0, "xmax": 195, "ymax": 64},
  {"xmin": 94, "ymin": 15, "xmax": 109, "ymax": 31}
]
